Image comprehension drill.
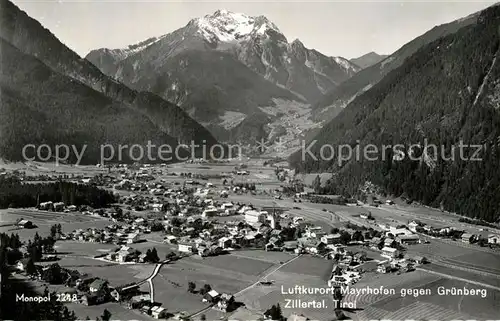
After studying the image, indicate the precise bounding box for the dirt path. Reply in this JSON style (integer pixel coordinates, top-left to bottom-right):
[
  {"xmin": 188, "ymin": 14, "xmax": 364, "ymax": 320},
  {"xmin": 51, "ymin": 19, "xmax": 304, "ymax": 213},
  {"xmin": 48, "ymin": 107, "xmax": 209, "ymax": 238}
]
[{"xmin": 136, "ymin": 260, "xmax": 169, "ymax": 302}]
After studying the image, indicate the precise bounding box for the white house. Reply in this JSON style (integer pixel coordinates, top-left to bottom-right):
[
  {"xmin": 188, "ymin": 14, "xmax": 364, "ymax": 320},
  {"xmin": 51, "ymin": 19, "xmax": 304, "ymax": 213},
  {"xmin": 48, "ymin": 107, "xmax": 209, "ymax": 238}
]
[
  {"xmin": 127, "ymin": 233, "xmax": 140, "ymax": 244},
  {"xmin": 238, "ymin": 205, "xmax": 253, "ymax": 214},
  {"xmin": 488, "ymin": 234, "xmax": 500, "ymax": 244},
  {"xmin": 117, "ymin": 246, "xmax": 135, "ymax": 262},
  {"xmin": 388, "ymin": 227, "xmax": 411, "ymax": 237},
  {"xmin": 218, "ymin": 237, "xmax": 232, "ymax": 249},
  {"xmin": 381, "ymin": 246, "xmax": 400, "ymax": 259},
  {"xmin": 164, "ymin": 235, "xmax": 177, "ymax": 244},
  {"xmin": 305, "ymin": 226, "xmax": 324, "ymax": 238},
  {"xmin": 202, "ymin": 289, "xmax": 220, "ymax": 303},
  {"xmin": 321, "ymin": 234, "xmax": 341, "ymax": 245},
  {"xmin": 17, "ymin": 219, "xmax": 34, "ymax": 229},
  {"xmin": 39, "ymin": 201, "xmax": 53, "ymax": 210},
  {"xmin": 151, "ymin": 203, "xmax": 163, "ymax": 212},
  {"xmin": 396, "ymin": 234, "xmax": 420, "ymax": 245},
  {"xmin": 330, "ymin": 244, "xmax": 346, "ymax": 254},
  {"xmin": 202, "ymin": 206, "xmax": 218, "ymax": 218},
  {"xmin": 221, "ymin": 202, "xmax": 235, "ymax": 215},
  {"xmin": 178, "ymin": 243, "xmax": 193, "ymax": 253},
  {"xmin": 408, "ymin": 221, "xmax": 419, "ymax": 232},
  {"xmin": 244, "ymin": 210, "xmax": 266, "ymax": 224},
  {"xmin": 16, "ymin": 258, "xmax": 32, "ymax": 271},
  {"xmin": 151, "ymin": 306, "xmax": 167, "ymax": 319}
]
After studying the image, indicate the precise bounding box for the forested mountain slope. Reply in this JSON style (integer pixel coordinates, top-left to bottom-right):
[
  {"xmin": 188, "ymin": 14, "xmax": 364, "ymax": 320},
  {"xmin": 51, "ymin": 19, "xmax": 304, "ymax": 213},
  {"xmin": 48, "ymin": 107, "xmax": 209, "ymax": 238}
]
[
  {"xmin": 0, "ymin": 39, "xmax": 183, "ymax": 163},
  {"xmin": 0, "ymin": 0, "xmax": 217, "ymax": 148},
  {"xmin": 311, "ymin": 9, "xmax": 481, "ymax": 126},
  {"xmin": 291, "ymin": 6, "xmax": 500, "ymax": 223}
]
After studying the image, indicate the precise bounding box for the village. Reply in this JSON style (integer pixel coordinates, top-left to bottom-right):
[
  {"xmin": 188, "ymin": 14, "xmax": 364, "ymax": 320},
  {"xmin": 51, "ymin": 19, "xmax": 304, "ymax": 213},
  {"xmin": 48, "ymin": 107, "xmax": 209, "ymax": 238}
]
[{"xmin": 2, "ymin": 159, "xmax": 500, "ymax": 321}]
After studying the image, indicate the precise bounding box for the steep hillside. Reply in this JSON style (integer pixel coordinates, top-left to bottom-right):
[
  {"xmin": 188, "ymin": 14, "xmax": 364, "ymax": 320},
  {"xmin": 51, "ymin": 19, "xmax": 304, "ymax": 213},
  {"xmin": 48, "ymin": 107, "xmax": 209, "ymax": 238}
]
[
  {"xmin": 108, "ymin": 49, "xmax": 301, "ymax": 127},
  {"xmin": 0, "ymin": 0, "xmax": 217, "ymax": 148},
  {"xmin": 312, "ymin": 10, "xmax": 481, "ymax": 125},
  {"xmin": 0, "ymin": 39, "xmax": 184, "ymax": 164},
  {"xmin": 85, "ymin": 36, "xmax": 163, "ymax": 75},
  {"xmin": 291, "ymin": 6, "xmax": 500, "ymax": 223},
  {"xmin": 350, "ymin": 51, "xmax": 388, "ymax": 69}
]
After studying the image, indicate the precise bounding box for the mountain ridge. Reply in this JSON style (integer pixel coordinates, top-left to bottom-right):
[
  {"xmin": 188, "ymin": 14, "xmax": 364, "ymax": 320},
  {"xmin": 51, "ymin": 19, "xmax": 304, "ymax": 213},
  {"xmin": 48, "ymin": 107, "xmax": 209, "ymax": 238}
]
[
  {"xmin": 0, "ymin": 0, "xmax": 218, "ymax": 148},
  {"xmin": 86, "ymin": 9, "xmax": 360, "ymax": 103},
  {"xmin": 290, "ymin": 5, "xmax": 500, "ymax": 223},
  {"xmin": 350, "ymin": 51, "xmax": 388, "ymax": 69},
  {"xmin": 0, "ymin": 38, "xmax": 185, "ymax": 164},
  {"xmin": 84, "ymin": 9, "xmax": 360, "ymax": 147},
  {"xmin": 310, "ymin": 9, "xmax": 482, "ymax": 128}
]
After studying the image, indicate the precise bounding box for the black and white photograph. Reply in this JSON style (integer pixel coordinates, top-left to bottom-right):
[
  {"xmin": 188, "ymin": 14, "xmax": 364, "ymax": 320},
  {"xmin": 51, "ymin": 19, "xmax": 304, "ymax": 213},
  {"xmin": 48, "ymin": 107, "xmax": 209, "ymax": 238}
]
[{"xmin": 1, "ymin": 0, "xmax": 500, "ymax": 320}]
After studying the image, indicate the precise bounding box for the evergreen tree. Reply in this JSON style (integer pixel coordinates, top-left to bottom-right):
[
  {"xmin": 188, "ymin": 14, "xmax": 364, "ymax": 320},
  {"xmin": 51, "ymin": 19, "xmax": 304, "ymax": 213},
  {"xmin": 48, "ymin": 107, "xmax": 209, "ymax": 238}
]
[
  {"xmin": 101, "ymin": 309, "xmax": 112, "ymax": 321},
  {"xmin": 312, "ymin": 174, "xmax": 321, "ymax": 193}
]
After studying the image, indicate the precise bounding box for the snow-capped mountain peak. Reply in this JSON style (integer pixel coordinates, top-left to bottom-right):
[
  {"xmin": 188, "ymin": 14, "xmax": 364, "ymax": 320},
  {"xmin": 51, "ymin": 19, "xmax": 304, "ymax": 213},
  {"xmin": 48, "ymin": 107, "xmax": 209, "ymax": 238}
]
[{"xmin": 193, "ymin": 9, "xmax": 281, "ymax": 43}]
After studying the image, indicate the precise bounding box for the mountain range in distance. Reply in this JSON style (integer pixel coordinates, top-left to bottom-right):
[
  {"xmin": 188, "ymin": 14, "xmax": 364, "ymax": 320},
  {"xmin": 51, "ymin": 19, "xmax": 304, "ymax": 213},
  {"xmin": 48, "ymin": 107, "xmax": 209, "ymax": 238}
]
[
  {"xmin": 350, "ymin": 51, "xmax": 388, "ymax": 69},
  {"xmin": 85, "ymin": 9, "xmax": 360, "ymax": 150}
]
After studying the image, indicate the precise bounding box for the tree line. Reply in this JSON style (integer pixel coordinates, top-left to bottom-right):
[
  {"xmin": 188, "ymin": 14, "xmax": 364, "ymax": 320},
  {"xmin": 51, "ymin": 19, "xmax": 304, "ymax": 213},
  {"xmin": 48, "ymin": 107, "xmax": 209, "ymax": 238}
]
[{"xmin": 0, "ymin": 175, "xmax": 117, "ymax": 209}]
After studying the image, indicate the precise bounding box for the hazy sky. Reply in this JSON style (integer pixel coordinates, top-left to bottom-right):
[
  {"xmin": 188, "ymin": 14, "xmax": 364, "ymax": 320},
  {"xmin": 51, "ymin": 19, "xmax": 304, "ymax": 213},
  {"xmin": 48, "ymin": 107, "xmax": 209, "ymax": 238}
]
[{"xmin": 12, "ymin": 0, "xmax": 498, "ymax": 59}]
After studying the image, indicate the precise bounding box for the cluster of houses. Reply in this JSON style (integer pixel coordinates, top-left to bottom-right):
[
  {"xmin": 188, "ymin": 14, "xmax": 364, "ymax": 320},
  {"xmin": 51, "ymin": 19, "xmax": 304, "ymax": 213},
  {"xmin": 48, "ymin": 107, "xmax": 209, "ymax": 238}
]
[
  {"xmin": 38, "ymin": 201, "xmax": 78, "ymax": 212},
  {"xmin": 407, "ymin": 220, "xmax": 500, "ymax": 246},
  {"xmin": 15, "ymin": 256, "xmax": 173, "ymax": 318},
  {"xmin": 104, "ymin": 246, "xmax": 144, "ymax": 263},
  {"xmin": 461, "ymin": 231, "xmax": 500, "ymax": 245},
  {"xmin": 202, "ymin": 290, "xmax": 236, "ymax": 312},
  {"xmin": 64, "ymin": 223, "xmax": 145, "ymax": 245},
  {"xmin": 16, "ymin": 258, "xmax": 113, "ymax": 307},
  {"xmin": 164, "ymin": 206, "xmax": 292, "ymax": 257}
]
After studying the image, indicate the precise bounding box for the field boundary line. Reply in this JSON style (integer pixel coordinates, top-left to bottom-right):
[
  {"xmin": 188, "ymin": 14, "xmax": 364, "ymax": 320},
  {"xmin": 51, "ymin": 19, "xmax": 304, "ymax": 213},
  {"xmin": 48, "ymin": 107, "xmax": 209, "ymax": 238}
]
[
  {"xmin": 416, "ymin": 267, "xmax": 500, "ymax": 291},
  {"xmin": 189, "ymin": 255, "xmax": 303, "ymax": 319},
  {"xmin": 234, "ymin": 254, "xmax": 302, "ymax": 297}
]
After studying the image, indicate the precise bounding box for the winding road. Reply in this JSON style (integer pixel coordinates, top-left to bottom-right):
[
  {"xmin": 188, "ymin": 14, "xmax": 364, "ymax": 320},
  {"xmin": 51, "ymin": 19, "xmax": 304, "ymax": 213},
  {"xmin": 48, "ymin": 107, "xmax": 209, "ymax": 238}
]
[{"xmin": 136, "ymin": 260, "xmax": 169, "ymax": 302}]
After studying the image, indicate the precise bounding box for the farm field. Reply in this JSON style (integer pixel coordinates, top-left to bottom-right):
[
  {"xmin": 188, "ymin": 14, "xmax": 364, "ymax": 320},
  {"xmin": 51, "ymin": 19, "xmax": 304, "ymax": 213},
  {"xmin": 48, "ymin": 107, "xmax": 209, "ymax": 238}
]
[
  {"xmin": 0, "ymin": 160, "xmax": 107, "ymax": 176},
  {"xmin": 67, "ymin": 301, "xmax": 157, "ymax": 320},
  {"xmin": 407, "ymin": 239, "xmax": 478, "ymax": 259},
  {"xmin": 382, "ymin": 202, "xmax": 500, "ymax": 234},
  {"xmin": 128, "ymin": 239, "xmax": 178, "ymax": 259},
  {"xmin": 152, "ymin": 254, "xmax": 275, "ymax": 316},
  {"xmin": 279, "ymin": 255, "xmax": 332, "ymax": 280},
  {"xmin": 418, "ymin": 264, "xmax": 500, "ymax": 288},
  {"xmin": 406, "ymin": 238, "xmax": 500, "ymax": 278},
  {"xmin": 53, "ymin": 241, "xmax": 118, "ymax": 257},
  {"xmin": 42, "ymin": 256, "xmax": 154, "ymax": 287},
  {"xmin": 237, "ymin": 255, "xmax": 334, "ymax": 321},
  {"xmin": 443, "ymin": 250, "xmax": 500, "ymax": 274},
  {"xmin": 184, "ymin": 254, "xmax": 275, "ymax": 277},
  {"xmin": 340, "ymin": 270, "xmax": 499, "ymax": 321},
  {"xmin": 369, "ymin": 278, "xmax": 499, "ymax": 320},
  {"xmin": 0, "ymin": 208, "xmax": 113, "ymax": 240},
  {"xmin": 348, "ymin": 245, "xmax": 386, "ymax": 262},
  {"xmin": 229, "ymin": 250, "xmax": 295, "ymax": 264}
]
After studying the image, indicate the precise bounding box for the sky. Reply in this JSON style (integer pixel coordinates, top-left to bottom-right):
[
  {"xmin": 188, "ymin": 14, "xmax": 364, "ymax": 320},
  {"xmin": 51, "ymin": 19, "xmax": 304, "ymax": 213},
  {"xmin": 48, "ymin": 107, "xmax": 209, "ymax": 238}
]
[{"xmin": 11, "ymin": 0, "xmax": 498, "ymax": 59}]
